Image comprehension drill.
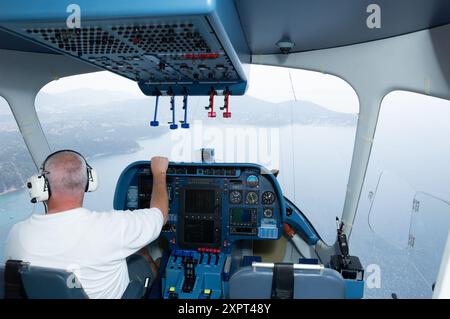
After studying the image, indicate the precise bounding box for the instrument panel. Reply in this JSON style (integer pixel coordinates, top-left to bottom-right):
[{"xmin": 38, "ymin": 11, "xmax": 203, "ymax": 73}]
[{"xmin": 114, "ymin": 162, "xmax": 285, "ymax": 253}]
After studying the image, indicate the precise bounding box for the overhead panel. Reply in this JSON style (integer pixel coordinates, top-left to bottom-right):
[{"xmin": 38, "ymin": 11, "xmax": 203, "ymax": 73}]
[{"xmin": 0, "ymin": 0, "xmax": 249, "ymax": 96}]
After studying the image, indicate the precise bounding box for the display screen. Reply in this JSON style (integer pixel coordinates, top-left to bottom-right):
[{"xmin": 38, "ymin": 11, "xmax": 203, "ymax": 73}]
[
  {"xmin": 183, "ymin": 220, "xmax": 215, "ymax": 245},
  {"xmin": 231, "ymin": 208, "xmax": 255, "ymax": 225},
  {"xmin": 138, "ymin": 175, "xmax": 172, "ymax": 208},
  {"xmin": 185, "ymin": 189, "xmax": 216, "ymax": 214}
]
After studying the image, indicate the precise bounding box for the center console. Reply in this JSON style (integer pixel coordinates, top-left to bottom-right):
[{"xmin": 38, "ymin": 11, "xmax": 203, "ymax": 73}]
[{"xmin": 113, "ymin": 162, "xmax": 285, "ymax": 298}]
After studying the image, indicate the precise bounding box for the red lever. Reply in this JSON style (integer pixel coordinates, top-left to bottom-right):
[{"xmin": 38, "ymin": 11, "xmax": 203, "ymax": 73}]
[
  {"xmin": 223, "ymin": 90, "xmax": 231, "ymax": 118},
  {"xmin": 207, "ymin": 90, "xmax": 216, "ymax": 118}
]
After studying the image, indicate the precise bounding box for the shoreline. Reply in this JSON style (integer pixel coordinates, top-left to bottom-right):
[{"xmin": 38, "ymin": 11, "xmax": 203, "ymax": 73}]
[
  {"xmin": 0, "ymin": 144, "xmax": 143, "ymax": 198},
  {"xmin": 0, "ymin": 187, "xmax": 19, "ymax": 197}
]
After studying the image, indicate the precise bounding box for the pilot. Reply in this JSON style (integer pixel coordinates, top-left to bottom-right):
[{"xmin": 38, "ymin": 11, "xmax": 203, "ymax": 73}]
[{"xmin": 4, "ymin": 151, "xmax": 169, "ymax": 299}]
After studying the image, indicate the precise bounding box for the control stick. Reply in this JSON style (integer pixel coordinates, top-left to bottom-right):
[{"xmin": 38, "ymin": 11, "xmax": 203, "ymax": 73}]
[
  {"xmin": 168, "ymin": 92, "xmax": 178, "ymax": 130},
  {"xmin": 220, "ymin": 88, "xmax": 231, "ymax": 118},
  {"xmin": 180, "ymin": 90, "xmax": 190, "ymax": 128},
  {"xmin": 205, "ymin": 89, "xmax": 217, "ymax": 118},
  {"xmin": 150, "ymin": 95, "xmax": 160, "ymax": 127}
]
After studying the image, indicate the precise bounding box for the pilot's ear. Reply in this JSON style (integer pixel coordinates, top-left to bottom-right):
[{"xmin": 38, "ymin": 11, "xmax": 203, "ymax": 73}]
[{"xmin": 271, "ymin": 169, "xmax": 279, "ymax": 178}]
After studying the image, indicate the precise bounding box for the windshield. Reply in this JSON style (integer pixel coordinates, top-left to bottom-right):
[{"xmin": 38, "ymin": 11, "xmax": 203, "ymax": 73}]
[{"xmin": 0, "ymin": 65, "xmax": 358, "ymax": 259}]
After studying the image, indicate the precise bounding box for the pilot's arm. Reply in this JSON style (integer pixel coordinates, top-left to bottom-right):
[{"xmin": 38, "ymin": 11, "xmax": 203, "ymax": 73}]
[
  {"xmin": 150, "ymin": 156, "xmax": 169, "ymax": 224},
  {"xmin": 112, "ymin": 157, "xmax": 169, "ymax": 258}
]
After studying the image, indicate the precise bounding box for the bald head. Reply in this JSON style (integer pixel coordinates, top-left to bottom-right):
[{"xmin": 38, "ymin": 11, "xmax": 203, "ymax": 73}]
[{"xmin": 44, "ymin": 151, "xmax": 87, "ymax": 198}]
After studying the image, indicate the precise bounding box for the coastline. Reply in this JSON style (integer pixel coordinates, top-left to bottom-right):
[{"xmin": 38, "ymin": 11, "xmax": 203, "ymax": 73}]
[
  {"xmin": 0, "ymin": 187, "xmax": 19, "ymax": 197},
  {"xmin": 0, "ymin": 143, "xmax": 143, "ymax": 198}
]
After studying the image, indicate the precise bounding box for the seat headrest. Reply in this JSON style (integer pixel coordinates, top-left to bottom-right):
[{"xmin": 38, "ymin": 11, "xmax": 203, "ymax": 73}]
[{"xmin": 229, "ymin": 264, "xmax": 346, "ymax": 299}]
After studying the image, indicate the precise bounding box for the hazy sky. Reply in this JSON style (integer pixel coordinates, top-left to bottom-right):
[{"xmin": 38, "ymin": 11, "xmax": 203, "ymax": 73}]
[{"xmin": 41, "ymin": 64, "xmax": 360, "ymax": 114}]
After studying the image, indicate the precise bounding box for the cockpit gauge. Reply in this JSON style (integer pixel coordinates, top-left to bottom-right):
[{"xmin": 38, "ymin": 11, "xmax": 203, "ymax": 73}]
[
  {"xmin": 263, "ymin": 208, "xmax": 273, "ymax": 218},
  {"xmin": 246, "ymin": 175, "xmax": 259, "ymax": 188},
  {"xmin": 262, "ymin": 191, "xmax": 275, "ymax": 205},
  {"xmin": 245, "ymin": 191, "xmax": 259, "ymax": 205},
  {"xmin": 229, "ymin": 190, "xmax": 242, "ymax": 204}
]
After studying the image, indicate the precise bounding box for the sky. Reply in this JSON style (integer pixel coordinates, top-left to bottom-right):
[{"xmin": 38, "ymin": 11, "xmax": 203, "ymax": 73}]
[{"xmin": 41, "ymin": 64, "xmax": 360, "ymax": 114}]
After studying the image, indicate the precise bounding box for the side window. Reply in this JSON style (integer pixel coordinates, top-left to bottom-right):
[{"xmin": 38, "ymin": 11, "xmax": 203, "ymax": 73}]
[
  {"xmin": 352, "ymin": 91, "xmax": 450, "ymax": 298},
  {"xmin": 0, "ymin": 96, "xmax": 37, "ymax": 262}
]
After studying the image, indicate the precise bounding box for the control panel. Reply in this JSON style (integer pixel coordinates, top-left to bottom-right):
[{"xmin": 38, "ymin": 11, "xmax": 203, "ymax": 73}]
[
  {"xmin": 163, "ymin": 249, "xmax": 227, "ymax": 299},
  {"xmin": 114, "ymin": 162, "xmax": 285, "ymax": 253},
  {"xmin": 114, "ymin": 162, "xmax": 284, "ymax": 299}
]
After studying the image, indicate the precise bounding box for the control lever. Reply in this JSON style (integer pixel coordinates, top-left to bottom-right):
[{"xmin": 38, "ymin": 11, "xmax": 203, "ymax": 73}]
[
  {"xmin": 220, "ymin": 88, "xmax": 231, "ymax": 118},
  {"xmin": 180, "ymin": 90, "xmax": 190, "ymax": 128},
  {"xmin": 168, "ymin": 92, "xmax": 178, "ymax": 130},
  {"xmin": 214, "ymin": 253, "xmax": 219, "ymax": 266},
  {"xmin": 182, "ymin": 257, "xmax": 197, "ymax": 293},
  {"xmin": 336, "ymin": 217, "xmax": 350, "ymax": 266},
  {"xmin": 205, "ymin": 89, "xmax": 216, "ymax": 118},
  {"xmin": 150, "ymin": 95, "xmax": 160, "ymax": 127}
]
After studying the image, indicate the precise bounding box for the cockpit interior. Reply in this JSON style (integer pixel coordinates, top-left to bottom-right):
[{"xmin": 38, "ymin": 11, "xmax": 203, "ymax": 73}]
[
  {"xmin": 1, "ymin": 0, "xmax": 450, "ymax": 301},
  {"xmin": 111, "ymin": 161, "xmax": 360, "ymax": 299}
]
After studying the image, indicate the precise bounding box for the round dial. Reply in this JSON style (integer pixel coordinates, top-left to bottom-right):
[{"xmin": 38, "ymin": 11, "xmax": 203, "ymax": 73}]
[
  {"xmin": 246, "ymin": 191, "xmax": 259, "ymax": 205},
  {"xmin": 246, "ymin": 175, "xmax": 259, "ymax": 188},
  {"xmin": 263, "ymin": 208, "xmax": 274, "ymax": 218},
  {"xmin": 229, "ymin": 190, "xmax": 242, "ymax": 204},
  {"xmin": 262, "ymin": 191, "xmax": 276, "ymax": 205}
]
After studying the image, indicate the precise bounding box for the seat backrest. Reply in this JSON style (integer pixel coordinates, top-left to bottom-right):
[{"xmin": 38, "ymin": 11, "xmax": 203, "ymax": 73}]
[
  {"xmin": 0, "ymin": 262, "xmax": 88, "ymax": 299},
  {"xmin": 1, "ymin": 262, "xmax": 143, "ymax": 299},
  {"xmin": 20, "ymin": 264, "xmax": 89, "ymax": 299},
  {"xmin": 229, "ymin": 265, "xmax": 346, "ymax": 299}
]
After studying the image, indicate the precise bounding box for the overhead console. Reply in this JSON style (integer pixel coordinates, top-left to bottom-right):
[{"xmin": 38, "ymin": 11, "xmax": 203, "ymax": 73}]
[
  {"xmin": 0, "ymin": 0, "xmax": 249, "ymax": 96},
  {"xmin": 114, "ymin": 161, "xmax": 285, "ymax": 299}
]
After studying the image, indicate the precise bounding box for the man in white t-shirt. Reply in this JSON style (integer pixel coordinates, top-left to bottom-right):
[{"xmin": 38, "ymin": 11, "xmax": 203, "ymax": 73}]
[{"xmin": 4, "ymin": 151, "xmax": 169, "ymax": 299}]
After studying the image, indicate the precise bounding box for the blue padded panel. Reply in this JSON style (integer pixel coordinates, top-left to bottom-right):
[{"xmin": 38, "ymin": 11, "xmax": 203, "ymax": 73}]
[
  {"xmin": 21, "ymin": 265, "xmax": 89, "ymax": 299},
  {"xmin": 229, "ymin": 266, "xmax": 346, "ymax": 299}
]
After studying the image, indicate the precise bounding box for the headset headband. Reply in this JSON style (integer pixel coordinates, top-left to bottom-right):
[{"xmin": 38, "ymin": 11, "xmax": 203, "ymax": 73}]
[
  {"xmin": 41, "ymin": 149, "xmax": 91, "ymax": 171},
  {"xmin": 27, "ymin": 150, "xmax": 98, "ymax": 203},
  {"xmin": 41, "ymin": 149, "xmax": 93, "ymax": 193}
]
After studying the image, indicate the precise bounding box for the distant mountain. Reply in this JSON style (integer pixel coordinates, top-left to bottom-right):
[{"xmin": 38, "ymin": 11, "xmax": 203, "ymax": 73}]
[
  {"xmin": 35, "ymin": 89, "xmax": 142, "ymax": 111},
  {"xmin": 32, "ymin": 89, "xmax": 357, "ymax": 127},
  {"xmin": 0, "ymin": 89, "xmax": 356, "ymax": 195}
]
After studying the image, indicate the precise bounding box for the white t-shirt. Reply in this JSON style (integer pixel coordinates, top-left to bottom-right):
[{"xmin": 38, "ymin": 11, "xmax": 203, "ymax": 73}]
[{"xmin": 4, "ymin": 207, "xmax": 163, "ymax": 299}]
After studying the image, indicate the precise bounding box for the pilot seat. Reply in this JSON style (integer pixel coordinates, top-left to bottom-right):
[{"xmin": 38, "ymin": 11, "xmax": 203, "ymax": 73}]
[{"xmin": 0, "ymin": 260, "xmax": 145, "ymax": 299}]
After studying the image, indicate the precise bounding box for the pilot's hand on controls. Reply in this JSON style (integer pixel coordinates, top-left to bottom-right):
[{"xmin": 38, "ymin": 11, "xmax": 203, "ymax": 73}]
[{"xmin": 151, "ymin": 156, "xmax": 169, "ymax": 176}]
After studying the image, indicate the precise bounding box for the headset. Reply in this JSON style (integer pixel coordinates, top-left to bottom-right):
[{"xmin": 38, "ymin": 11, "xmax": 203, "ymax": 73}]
[{"xmin": 26, "ymin": 150, "xmax": 98, "ymax": 203}]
